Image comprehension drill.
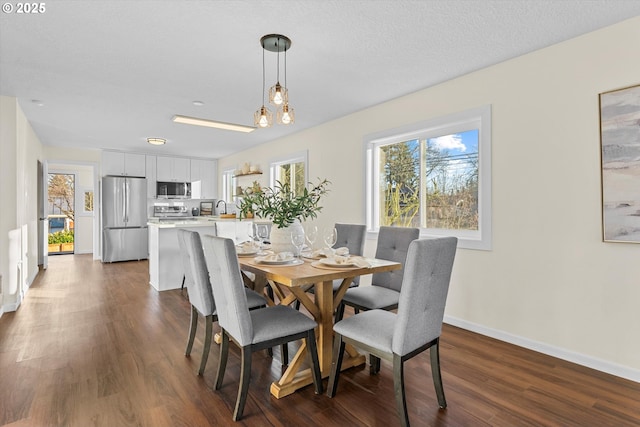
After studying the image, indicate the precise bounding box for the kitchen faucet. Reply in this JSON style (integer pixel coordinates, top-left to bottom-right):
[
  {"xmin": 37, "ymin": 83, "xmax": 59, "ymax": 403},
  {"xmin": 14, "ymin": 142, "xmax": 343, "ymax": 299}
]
[{"xmin": 216, "ymin": 200, "xmax": 227, "ymax": 215}]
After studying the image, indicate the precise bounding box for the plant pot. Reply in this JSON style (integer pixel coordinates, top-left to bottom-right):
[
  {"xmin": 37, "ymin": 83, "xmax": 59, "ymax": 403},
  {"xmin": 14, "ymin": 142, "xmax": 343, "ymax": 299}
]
[
  {"xmin": 61, "ymin": 243, "xmax": 74, "ymax": 252},
  {"xmin": 269, "ymin": 220, "xmax": 304, "ymax": 255},
  {"xmin": 48, "ymin": 243, "xmax": 61, "ymax": 253}
]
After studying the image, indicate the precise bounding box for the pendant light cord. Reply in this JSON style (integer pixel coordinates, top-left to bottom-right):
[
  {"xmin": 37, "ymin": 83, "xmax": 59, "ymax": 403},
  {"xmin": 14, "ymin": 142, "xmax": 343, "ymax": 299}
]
[
  {"xmin": 262, "ymin": 46, "xmax": 266, "ymax": 105},
  {"xmin": 276, "ymin": 36, "xmax": 280, "ymax": 83}
]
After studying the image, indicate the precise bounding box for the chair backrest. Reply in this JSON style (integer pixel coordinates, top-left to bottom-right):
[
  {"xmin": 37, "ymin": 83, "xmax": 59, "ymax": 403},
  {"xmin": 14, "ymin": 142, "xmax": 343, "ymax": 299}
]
[
  {"xmin": 202, "ymin": 235, "xmax": 253, "ymax": 346},
  {"xmin": 372, "ymin": 226, "xmax": 420, "ymax": 291},
  {"xmin": 334, "ymin": 223, "xmax": 366, "ymax": 256},
  {"xmin": 177, "ymin": 229, "xmax": 216, "ymax": 316},
  {"xmin": 392, "ymin": 237, "xmax": 457, "ymax": 356}
]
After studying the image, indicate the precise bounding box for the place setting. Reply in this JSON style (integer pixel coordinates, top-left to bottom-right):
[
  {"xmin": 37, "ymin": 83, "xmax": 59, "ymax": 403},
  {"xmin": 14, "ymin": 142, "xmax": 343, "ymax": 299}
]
[
  {"xmin": 311, "ymin": 254, "xmax": 371, "ymax": 270},
  {"xmin": 299, "ymin": 226, "xmax": 371, "ymax": 270},
  {"xmin": 236, "ymin": 223, "xmax": 273, "ymax": 257},
  {"xmin": 254, "ymin": 251, "xmax": 304, "ymax": 267}
]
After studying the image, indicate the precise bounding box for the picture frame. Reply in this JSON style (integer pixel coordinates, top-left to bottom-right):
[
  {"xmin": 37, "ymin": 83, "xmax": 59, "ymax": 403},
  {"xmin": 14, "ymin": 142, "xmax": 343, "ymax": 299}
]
[
  {"xmin": 599, "ymin": 83, "xmax": 640, "ymax": 243},
  {"xmin": 200, "ymin": 201, "xmax": 213, "ymax": 216}
]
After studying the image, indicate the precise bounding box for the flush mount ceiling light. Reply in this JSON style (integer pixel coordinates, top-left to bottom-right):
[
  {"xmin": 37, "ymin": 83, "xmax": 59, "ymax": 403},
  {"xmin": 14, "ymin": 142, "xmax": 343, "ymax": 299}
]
[
  {"xmin": 254, "ymin": 34, "xmax": 295, "ymax": 128},
  {"xmin": 147, "ymin": 137, "xmax": 166, "ymax": 145},
  {"xmin": 172, "ymin": 115, "xmax": 256, "ymax": 133}
]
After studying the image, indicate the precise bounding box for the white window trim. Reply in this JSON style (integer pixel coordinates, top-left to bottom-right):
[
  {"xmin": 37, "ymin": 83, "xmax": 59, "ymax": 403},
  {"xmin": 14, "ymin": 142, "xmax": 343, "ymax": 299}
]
[
  {"xmin": 77, "ymin": 187, "xmax": 94, "ymax": 217},
  {"xmin": 221, "ymin": 168, "xmax": 235, "ymax": 202},
  {"xmin": 269, "ymin": 150, "xmax": 309, "ymax": 188},
  {"xmin": 364, "ymin": 105, "xmax": 492, "ymax": 250}
]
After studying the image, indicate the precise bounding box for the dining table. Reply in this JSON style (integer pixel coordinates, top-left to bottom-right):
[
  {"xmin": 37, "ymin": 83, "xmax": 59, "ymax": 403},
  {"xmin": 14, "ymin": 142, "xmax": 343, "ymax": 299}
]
[{"xmin": 238, "ymin": 254, "xmax": 401, "ymax": 398}]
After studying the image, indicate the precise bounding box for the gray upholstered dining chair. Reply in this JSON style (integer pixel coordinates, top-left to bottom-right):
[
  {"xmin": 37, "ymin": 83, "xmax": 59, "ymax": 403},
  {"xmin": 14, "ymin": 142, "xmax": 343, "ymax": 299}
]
[
  {"xmin": 201, "ymin": 235, "xmax": 323, "ymax": 421},
  {"xmin": 297, "ymin": 223, "xmax": 367, "ymax": 310},
  {"xmin": 177, "ymin": 229, "xmax": 267, "ymax": 376},
  {"xmin": 333, "ymin": 223, "xmax": 366, "ymax": 290},
  {"xmin": 327, "ymin": 237, "xmax": 458, "ymax": 427},
  {"xmin": 335, "ymin": 226, "xmax": 420, "ymax": 322}
]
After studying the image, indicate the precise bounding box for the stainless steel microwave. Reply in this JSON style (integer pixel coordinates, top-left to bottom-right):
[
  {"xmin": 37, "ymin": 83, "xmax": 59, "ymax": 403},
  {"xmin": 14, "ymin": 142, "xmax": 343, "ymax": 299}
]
[{"xmin": 156, "ymin": 181, "xmax": 191, "ymax": 199}]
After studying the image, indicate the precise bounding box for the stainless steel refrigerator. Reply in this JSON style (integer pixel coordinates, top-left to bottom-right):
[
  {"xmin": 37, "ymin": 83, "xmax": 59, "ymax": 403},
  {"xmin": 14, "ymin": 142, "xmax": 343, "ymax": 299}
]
[{"xmin": 102, "ymin": 176, "xmax": 148, "ymax": 262}]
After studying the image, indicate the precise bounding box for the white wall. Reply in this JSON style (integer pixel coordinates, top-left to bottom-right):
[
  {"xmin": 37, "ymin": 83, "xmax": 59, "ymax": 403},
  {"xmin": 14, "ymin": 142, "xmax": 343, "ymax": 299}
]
[
  {"xmin": 219, "ymin": 17, "xmax": 640, "ymax": 380},
  {"xmin": 0, "ymin": 96, "xmax": 43, "ymax": 313},
  {"xmin": 0, "ymin": 96, "xmax": 18, "ymax": 315}
]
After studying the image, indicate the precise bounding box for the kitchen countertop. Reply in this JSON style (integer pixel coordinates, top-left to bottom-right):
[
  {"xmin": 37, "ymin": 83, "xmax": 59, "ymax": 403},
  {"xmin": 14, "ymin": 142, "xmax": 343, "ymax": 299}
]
[{"xmin": 147, "ymin": 216, "xmax": 249, "ymax": 228}]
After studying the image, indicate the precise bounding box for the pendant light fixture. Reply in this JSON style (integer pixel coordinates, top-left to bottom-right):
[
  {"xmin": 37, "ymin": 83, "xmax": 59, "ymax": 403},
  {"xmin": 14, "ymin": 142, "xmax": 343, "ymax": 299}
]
[
  {"xmin": 268, "ymin": 36, "xmax": 288, "ymax": 106},
  {"xmin": 277, "ymin": 42, "xmax": 295, "ymax": 125},
  {"xmin": 255, "ymin": 34, "xmax": 294, "ymax": 127},
  {"xmin": 254, "ymin": 42, "xmax": 273, "ymax": 128}
]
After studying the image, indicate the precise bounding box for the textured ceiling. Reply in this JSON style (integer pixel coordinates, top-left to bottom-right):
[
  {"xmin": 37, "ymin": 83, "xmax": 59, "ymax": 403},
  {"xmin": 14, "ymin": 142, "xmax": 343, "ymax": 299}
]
[{"xmin": 2, "ymin": 0, "xmax": 640, "ymax": 159}]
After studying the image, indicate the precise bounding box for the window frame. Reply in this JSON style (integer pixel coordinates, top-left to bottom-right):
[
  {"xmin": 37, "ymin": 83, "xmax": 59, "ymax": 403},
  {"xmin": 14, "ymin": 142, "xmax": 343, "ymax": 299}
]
[
  {"xmin": 365, "ymin": 105, "xmax": 492, "ymax": 250},
  {"xmin": 78, "ymin": 187, "xmax": 94, "ymax": 216}
]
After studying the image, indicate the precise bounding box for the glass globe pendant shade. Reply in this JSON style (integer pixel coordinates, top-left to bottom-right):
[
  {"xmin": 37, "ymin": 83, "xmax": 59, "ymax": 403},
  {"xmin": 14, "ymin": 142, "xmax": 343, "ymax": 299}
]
[
  {"xmin": 254, "ymin": 106, "xmax": 273, "ymax": 128},
  {"xmin": 269, "ymin": 82, "xmax": 288, "ymax": 106},
  {"xmin": 277, "ymin": 103, "xmax": 295, "ymax": 125}
]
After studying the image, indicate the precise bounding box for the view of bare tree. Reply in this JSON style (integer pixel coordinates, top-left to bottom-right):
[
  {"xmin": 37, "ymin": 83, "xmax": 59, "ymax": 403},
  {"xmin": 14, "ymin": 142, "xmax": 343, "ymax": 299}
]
[{"xmin": 48, "ymin": 174, "xmax": 75, "ymax": 220}]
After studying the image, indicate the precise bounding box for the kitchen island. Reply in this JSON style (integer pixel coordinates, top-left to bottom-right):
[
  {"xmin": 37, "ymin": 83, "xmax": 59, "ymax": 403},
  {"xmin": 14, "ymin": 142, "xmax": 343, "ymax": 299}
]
[{"xmin": 147, "ymin": 217, "xmax": 255, "ymax": 291}]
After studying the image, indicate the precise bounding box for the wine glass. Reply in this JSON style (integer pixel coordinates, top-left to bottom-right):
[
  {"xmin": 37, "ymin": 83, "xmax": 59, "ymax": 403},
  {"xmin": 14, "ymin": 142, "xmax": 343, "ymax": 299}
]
[
  {"xmin": 256, "ymin": 224, "xmax": 269, "ymax": 250},
  {"xmin": 246, "ymin": 223, "xmax": 258, "ymax": 250},
  {"xmin": 305, "ymin": 225, "xmax": 318, "ymax": 251},
  {"xmin": 291, "ymin": 231, "xmax": 306, "ymax": 258},
  {"xmin": 323, "ymin": 227, "xmax": 337, "ymax": 252}
]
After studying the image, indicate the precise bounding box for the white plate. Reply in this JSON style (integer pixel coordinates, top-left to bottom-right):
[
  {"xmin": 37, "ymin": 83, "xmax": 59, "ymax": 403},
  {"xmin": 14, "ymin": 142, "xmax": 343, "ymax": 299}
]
[
  {"xmin": 319, "ymin": 258, "xmax": 356, "ymax": 268},
  {"xmin": 311, "ymin": 261, "xmax": 359, "ymax": 270},
  {"xmin": 255, "ymin": 256, "xmax": 300, "ymax": 265},
  {"xmin": 254, "ymin": 257, "xmax": 304, "ymax": 267},
  {"xmin": 237, "ymin": 250, "xmax": 259, "ymax": 257}
]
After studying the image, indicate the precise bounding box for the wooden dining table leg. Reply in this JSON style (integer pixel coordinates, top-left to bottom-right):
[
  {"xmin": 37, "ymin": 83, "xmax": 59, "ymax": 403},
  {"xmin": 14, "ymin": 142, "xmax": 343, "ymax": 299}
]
[
  {"xmin": 269, "ymin": 279, "xmax": 333, "ymax": 398},
  {"xmin": 314, "ymin": 280, "xmax": 334, "ymax": 375}
]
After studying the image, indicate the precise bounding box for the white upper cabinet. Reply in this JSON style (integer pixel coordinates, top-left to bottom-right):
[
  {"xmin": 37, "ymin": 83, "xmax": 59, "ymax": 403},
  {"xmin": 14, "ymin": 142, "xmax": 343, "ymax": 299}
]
[
  {"xmin": 190, "ymin": 159, "xmax": 218, "ymax": 199},
  {"xmin": 102, "ymin": 151, "xmax": 146, "ymax": 177},
  {"xmin": 156, "ymin": 156, "xmax": 190, "ymax": 182},
  {"xmin": 145, "ymin": 155, "xmax": 157, "ymax": 198}
]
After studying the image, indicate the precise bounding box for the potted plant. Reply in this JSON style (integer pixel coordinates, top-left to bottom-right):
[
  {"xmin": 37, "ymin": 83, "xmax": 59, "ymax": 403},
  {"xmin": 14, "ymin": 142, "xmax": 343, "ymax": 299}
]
[
  {"xmin": 61, "ymin": 230, "xmax": 74, "ymax": 252},
  {"xmin": 238, "ymin": 178, "xmax": 330, "ymax": 253},
  {"xmin": 48, "ymin": 232, "xmax": 62, "ymax": 253}
]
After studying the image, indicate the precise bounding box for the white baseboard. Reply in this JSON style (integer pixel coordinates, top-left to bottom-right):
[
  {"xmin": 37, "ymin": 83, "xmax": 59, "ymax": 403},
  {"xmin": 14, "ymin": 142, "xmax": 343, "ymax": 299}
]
[
  {"xmin": 444, "ymin": 315, "xmax": 640, "ymax": 384},
  {"xmin": 1, "ymin": 269, "xmax": 36, "ymax": 314},
  {"xmin": 3, "ymin": 297, "xmax": 21, "ymax": 313}
]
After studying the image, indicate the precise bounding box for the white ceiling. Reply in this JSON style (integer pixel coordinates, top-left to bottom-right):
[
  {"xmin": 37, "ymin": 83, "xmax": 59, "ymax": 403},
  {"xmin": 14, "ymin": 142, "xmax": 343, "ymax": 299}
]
[{"xmin": 2, "ymin": 0, "xmax": 640, "ymax": 159}]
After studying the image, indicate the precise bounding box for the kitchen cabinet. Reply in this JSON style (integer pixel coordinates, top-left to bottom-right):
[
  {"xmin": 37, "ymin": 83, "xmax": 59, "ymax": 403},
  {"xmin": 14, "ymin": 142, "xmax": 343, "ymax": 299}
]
[
  {"xmin": 102, "ymin": 151, "xmax": 146, "ymax": 177},
  {"xmin": 190, "ymin": 158, "xmax": 217, "ymax": 199},
  {"xmin": 145, "ymin": 155, "xmax": 157, "ymax": 198},
  {"xmin": 156, "ymin": 156, "xmax": 190, "ymax": 182},
  {"xmin": 148, "ymin": 223, "xmax": 217, "ymax": 291},
  {"xmin": 147, "ymin": 219, "xmax": 251, "ymax": 291}
]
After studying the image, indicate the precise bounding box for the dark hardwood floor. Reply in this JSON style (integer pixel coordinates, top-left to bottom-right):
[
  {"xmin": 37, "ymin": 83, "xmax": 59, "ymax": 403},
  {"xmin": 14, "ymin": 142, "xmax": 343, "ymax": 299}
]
[{"xmin": 1, "ymin": 254, "xmax": 639, "ymax": 426}]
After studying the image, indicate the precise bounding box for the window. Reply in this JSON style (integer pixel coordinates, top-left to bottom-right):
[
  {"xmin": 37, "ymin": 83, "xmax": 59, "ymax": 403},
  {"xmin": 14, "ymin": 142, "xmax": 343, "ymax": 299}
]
[
  {"xmin": 366, "ymin": 105, "xmax": 492, "ymax": 250},
  {"xmin": 221, "ymin": 168, "xmax": 236, "ymax": 202},
  {"xmin": 81, "ymin": 189, "xmax": 94, "ymax": 213},
  {"xmin": 270, "ymin": 150, "xmax": 308, "ymax": 196}
]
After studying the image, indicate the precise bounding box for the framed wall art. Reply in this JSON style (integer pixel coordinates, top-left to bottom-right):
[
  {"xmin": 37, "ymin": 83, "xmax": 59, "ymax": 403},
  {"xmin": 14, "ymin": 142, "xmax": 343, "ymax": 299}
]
[
  {"xmin": 599, "ymin": 83, "xmax": 640, "ymax": 243},
  {"xmin": 200, "ymin": 201, "xmax": 213, "ymax": 216}
]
